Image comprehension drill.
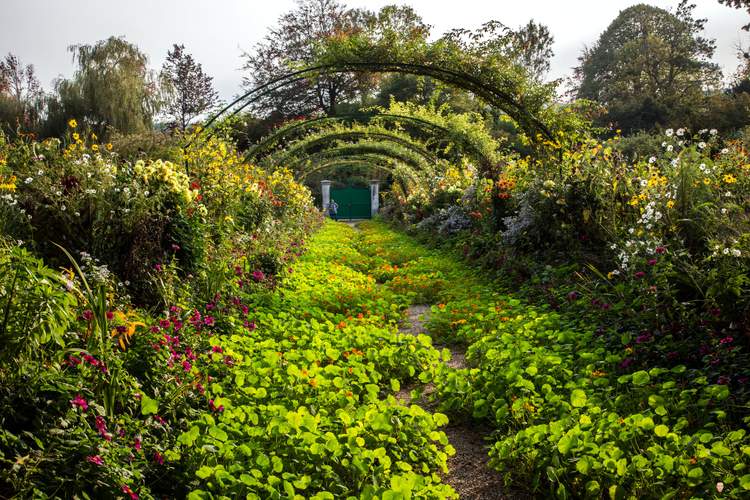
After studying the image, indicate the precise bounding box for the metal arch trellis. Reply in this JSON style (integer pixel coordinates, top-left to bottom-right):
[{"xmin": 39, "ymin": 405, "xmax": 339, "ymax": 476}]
[
  {"xmin": 271, "ymin": 130, "xmax": 441, "ymax": 166},
  {"xmin": 185, "ymin": 61, "xmax": 555, "ymax": 151},
  {"xmin": 283, "ymin": 142, "xmax": 434, "ymax": 177},
  {"xmin": 243, "ymin": 112, "xmax": 494, "ymax": 170},
  {"xmin": 302, "ymin": 159, "xmax": 414, "ymax": 196}
]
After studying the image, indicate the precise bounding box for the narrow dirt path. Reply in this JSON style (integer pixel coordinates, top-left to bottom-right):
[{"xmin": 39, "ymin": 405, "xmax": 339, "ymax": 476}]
[{"xmin": 398, "ymin": 305, "xmax": 507, "ymax": 499}]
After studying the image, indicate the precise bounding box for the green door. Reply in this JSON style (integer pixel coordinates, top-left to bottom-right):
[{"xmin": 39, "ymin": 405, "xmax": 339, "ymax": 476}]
[{"xmin": 330, "ymin": 187, "xmax": 371, "ymax": 219}]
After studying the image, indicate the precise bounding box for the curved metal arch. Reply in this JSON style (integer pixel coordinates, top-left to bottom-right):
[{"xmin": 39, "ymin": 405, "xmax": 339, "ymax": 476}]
[
  {"xmin": 302, "ymin": 158, "xmax": 416, "ymax": 195},
  {"xmin": 273, "ymin": 130, "xmax": 440, "ymax": 166},
  {"xmin": 244, "ymin": 112, "xmax": 494, "ymax": 169},
  {"xmin": 282, "ymin": 142, "xmax": 433, "ymax": 176},
  {"xmin": 188, "ymin": 61, "xmax": 554, "ymax": 149}
]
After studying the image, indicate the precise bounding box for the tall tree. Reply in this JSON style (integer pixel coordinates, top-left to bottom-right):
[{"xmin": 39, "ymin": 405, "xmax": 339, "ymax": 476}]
[
  {"xmin": 57, "ymin": 36, "xmax": 158, "ymax": 136},
  {"xmin": 442, "ymin": 20, "xmax": 555, "ymax": 82},
  {"xmin": 574, "ymin": 1, "xmax": 721, "ymax": 132},
  {"xmin": 160, "ymin": 44, "xmax": 219, "ymax": 131},
  {"xmin": 243, "ymin": 0, "xmax": 366, "ymax": 117},
  {"xmin": 0, "ymin": 53, "xmax": 44, "ymax": 132}
]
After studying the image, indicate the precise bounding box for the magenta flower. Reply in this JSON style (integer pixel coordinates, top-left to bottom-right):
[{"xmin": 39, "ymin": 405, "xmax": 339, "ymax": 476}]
[
  {"xmin": 70, "ymin": 394, "xmax": 88, "ymax": 411},
  {"xmin": 252, "ymin": 270, "xmax": 266, "ymax": 282},
  {"xmin": 105, "ymin": 311, "xmax": 114, "ymax": 321},
  {"xmin": 153, "ymin": 452, "xmax": 164, "ymax": 465},
  {"xmin": 121, "ymin": 485, "xmax": 139, "ymax": 500},
  {"xmin": 154, "ymin": 263, "xmax": 163, "ymax": 272},
  {"xmin": 212, "ymin": 345, "xmax": 223, "ymax": 353},
  {"xmin": 82, "ymin": 309, "xmax": 93, "ymax": 321},
  {"xmin": 159, "ymin": 319, "xmax": 171, "ymax": 329},
  {"xmin": 67, "ymin": 355, "xmax": 82, "ymax": 366},
  {"xmin": 95, "ymin": 415, "xmax": 109, "ymax": 440},
  {"xmin": 182, "ymin": 360, "xmax": 192, "ymax": 372},
  {"xmin": 648, "ymin": 258, "xmax": 657, "ymax": 266},
  {"xmin": 634, "ymin": 271, "xmax": 646, "ymax": 279},
  {"xmin": 134, "ymin": 436, "xmax": 142, "ymax": 451},
  {"xmin": 719, "ymin": 336, "xmax": 734, "ymax": 345},
  {"xmin": 86, "ymin": 455, "xmax": 104, "ymax": 466},
  {"xmin": 204, "ymin": 316, "xmax": 215, "ymax": 327}
]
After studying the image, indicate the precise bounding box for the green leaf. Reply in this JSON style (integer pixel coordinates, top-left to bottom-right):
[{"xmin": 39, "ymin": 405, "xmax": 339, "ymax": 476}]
[
  {"xmin": 654, "ymin": 425, "xmax": 669, "ymax": 437},
  {"xmin": 570, "ymin": 389, "xmax": 587, "ymax": 408},
  {"xmin": 740, "ymin": 474, "xmax": 750, "ymax": 490},
  {"xmin": 631, "ymin": 371, "xmax": 650, "ymax": 386},
  {"xmin": 196, "ymin": 466, "xmax": 213, "ymax": 479},
  {"xmin": 140, "ymin": 394, "xmax": 159, "ymax": 416},
  {"xmin": 687, "ymin": 467, "xmax": 703, "ymax": 479}
]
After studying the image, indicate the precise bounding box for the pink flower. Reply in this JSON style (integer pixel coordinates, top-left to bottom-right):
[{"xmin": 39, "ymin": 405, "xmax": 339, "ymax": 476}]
[
  {"xmin": 134, "ymin": 436, "xmax": 142, "ymax": 451},
  {"xmin": 70, "ymin": 394, "xmax": 88, "ymax": 411},
  {"xmin": 95, "ymin": 415, "xmax": 110, "ymax": 440},
  {"xmin": 634, "ymin": 271, "xmax": 646, "ymax": 279},
  {"xmin": 122, "ymin": 485, "xmax": 139, "ymax": 500},
  {"xmin": 647, "ymin": 258, "xmax": 657, "ymax": 266},
  {"xmin": 182, "ymin": 360, "xmax": 192, "ymax": 372},
  {"xmin": 211, "ymin": 345, "xmax": 223, "ymax": 353},
  {"xmin": 154, "ymin": 263, "xmax": 162, "ymax": 272},
  {"xmin": 171, "ymin": 244, "xmax": 181, "ymax": 252},
  {"xmin": 252, "ymin": 270, "xmax": 266, "ymax": 282},
  {"xmin": 204, "ymin": 316, "xmax": 215, "ymax": 327},
  {"xmin": 719, "ymin": 336, "xmax": 734, "ymax": 345},
  {"xmin": 86, "ymin": 455, "xmax": 104, "ymax": 466}
]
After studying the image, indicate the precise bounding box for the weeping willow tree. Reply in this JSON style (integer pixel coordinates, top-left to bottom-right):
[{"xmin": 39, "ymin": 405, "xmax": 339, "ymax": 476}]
[{"xmin": 56, "ymin": 36, "xmax": 159, "ymax": 136}]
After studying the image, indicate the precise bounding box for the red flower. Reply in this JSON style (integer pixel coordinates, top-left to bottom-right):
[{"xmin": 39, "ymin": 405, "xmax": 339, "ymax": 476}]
[
  {"xmin": 70, "ymin": 394, "xmax": 88, "ymax": 411},
  {"xmin": 655, "ymin": 246, "xmax": 666, "ymax": 254},
  {"xmin": 106, "ymin": 311, "xmax": 114, "ymax": 321}
]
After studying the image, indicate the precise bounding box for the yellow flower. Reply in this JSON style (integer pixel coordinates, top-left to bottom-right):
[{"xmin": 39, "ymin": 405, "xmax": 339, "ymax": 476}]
[
  {"xmin": 106, "ymin": 143, "xmax": 113, "ymax": 151},
  {"xmin": 68, "ymin": 119, "xmax": 77, "ymax": 128},
  {"xmin": 723, "ymin": 174, "xmax": 737, "ymax": 184},
  {"xmin": 666, "ymin": 200, "xmax": 675, "ymax": 209},
  {"xmin": 91, "ymin": 144, "xmax": 99, "ymax": 152},
  {"xmin": 703, "ymin": 178, "xmax": 711, "ymax": 185},
  {"xmin": 90, "ymin": 132, "xmax": 97, "ymax": 141},
  {"xmin": 72, "ymin": 132, "xmax": 80, "ymax": 141}
]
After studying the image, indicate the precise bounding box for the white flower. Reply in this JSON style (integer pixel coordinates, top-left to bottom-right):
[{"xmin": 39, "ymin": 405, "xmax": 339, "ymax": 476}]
[
  {"xmin": 60, "ymin": 205, "xmax": 66, "ymax": 211},
  {"xmin": 670, "ymin": 159, "xmax": 679, "ymax": 166},
  {"xmin": 55, "ymin": 190, "xmax": 62, "ymax": 196},
  {"xmin": 710, "ymin": 129, "xmax": 718, "ymax": 135},
  {"xmin": 725, "ymin": 191, "xmax": 732, "ymax": 197},
  {"xmin": 628, "ymin": 228, "xmax": 635, "ymax": 234},
  {"xmin": 723, "ymin": 248, "xmax": 730, "ymax": 255},
  {"xmin": 676, "ymin": 128, "xmax": 685, "ymax": 136},
  {"xmin": 37, "ymin": 169, "xmax": 44, "ymax": 176},
  {"xmin": 611, "ymin": 269, "xmax": 620, "ymax": 276},
  {"xmin": 666, "ymin": 145, "xmax": 673, "ymax": 152},
  {"xmin": 648, "ymin": 156, "xmax": 656, "ymax": 163},
  {"xmin": 24, "ymin": 177, "xmax": 33, "ymax": 184},
  {"xmin": 731, "ymin": 249, "xmax": 741, "ymax": 257},
  {"xmin": 74, "ymin": 211, "xmax": 81, "ymax": 217},
  {"xmin": 144, "ymin": 190, "xmax": 150, "ymax": 197},
  {"xmin": 640, "ymin": 179, "xmax": 648, "ymax": 187},
  {"xmin": 721, "ymin": 148, "xmax": 729, "ymax": 154},
  {"xmin": 721, "ymin": 208, "xmax": 727, "ymax": 214},
  {"xmin": 698, "ymin": 142, "xmax": 706, "ymax": 149},
  {"xmin": 665, "ymin": 129, "xmax": 674, "ymax": 137}
]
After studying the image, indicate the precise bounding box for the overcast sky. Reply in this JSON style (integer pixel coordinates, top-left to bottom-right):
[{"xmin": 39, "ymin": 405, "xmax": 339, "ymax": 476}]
[{"xmin": 1, "ymin": 0, "xmax": 747, "ymax": 101}]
